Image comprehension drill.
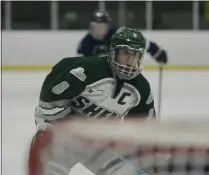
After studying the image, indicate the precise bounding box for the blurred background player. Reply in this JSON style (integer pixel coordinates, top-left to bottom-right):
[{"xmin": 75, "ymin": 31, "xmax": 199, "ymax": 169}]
[
  {"xmin": 28, "ymin": 27, "xmax": 156, "ymax": 175},
  {"xmin": 77, "ymin": 10, "xmax": 168, "ymax": 64}
]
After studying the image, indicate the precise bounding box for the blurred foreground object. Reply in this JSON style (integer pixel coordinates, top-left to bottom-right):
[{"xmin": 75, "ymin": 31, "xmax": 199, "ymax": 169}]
[{"xmin": 29, "ymin": 118, "xmax": 209, "ymax": 175}]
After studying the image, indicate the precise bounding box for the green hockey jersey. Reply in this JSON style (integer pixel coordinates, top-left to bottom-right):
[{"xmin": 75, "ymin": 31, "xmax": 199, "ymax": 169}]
[{"xmin": 35, "ymin": 56, "xmax": 155, "ymax": 122}]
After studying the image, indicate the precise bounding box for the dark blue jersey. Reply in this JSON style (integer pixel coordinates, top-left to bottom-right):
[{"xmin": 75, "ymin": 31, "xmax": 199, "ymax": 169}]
[
  {"xmin": 77, "ymin": 28, "xmax": 167, "ymax": 63},
  {"xmin": 77, "ymin": 28, "xmax": 116, "ymax": 57}
]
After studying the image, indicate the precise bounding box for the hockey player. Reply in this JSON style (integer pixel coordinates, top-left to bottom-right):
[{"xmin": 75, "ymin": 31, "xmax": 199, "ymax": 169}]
[
  {"xmin": 77, "ymin": 10, "xmax": 168, "ymax": 64},
  {"xmin": 28, "ymin": 27, "xmax": 156, "ymax": 175}
]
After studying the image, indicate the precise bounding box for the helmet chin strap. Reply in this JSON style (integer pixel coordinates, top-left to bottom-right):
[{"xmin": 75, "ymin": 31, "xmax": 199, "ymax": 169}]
[
  {"xmin": 112, "ymin": 72, "xmax": 125, "ymax": 99},
  {"xmin": 106, "ymin": 58, "xmax": 125, "ymax": 98}
]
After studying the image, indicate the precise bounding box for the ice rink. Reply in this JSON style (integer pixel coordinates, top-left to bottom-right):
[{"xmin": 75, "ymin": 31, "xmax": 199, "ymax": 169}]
[{"xmin": 2, "ymin": 70, "xmax": 209, "ymax": 175}]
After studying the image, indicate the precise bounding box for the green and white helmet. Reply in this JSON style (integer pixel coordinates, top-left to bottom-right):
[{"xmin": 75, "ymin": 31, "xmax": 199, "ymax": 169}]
[{"xmin": 108, "ymin": 27, "xmax": 146, "ymax": 80}]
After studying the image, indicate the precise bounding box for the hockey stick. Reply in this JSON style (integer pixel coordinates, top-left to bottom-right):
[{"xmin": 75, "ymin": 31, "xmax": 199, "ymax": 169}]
[{"xmin": 157, "ymin": 64, "xmax": 163, "ymax": 119}]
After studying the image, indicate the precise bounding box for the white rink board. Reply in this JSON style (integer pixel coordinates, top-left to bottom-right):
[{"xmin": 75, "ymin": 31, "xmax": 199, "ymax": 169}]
[{"xmin": 2, "ymin": 31, "xmax": 209, "ymax": 66}]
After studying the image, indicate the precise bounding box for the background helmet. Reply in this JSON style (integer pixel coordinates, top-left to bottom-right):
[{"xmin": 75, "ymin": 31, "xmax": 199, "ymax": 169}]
[
  {"xmin": 92, "ymin": 10, "xmax": 111, "ymax": 23},
  {"xmin": 109, "ymin": 27, "xmax": 146, "ymax": 80},
  {"xmin": 90, "ymin": 10, "xmax": 111, "ymax": 40}
]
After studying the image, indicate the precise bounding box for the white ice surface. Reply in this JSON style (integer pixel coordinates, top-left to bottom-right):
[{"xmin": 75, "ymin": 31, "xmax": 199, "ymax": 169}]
[{"xmin": 2, "ymin": 70, "xmax": 209, "ymax": 175}]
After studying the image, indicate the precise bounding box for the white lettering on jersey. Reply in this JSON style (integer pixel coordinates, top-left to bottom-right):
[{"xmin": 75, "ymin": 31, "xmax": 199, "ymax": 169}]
[
  {"xmin": 52, "ymin": 81, "xmax": 70, "ymax": 95},
  {"xmin": 71, "ymin": 78, "xmax": 141, "ymax": 118},
  {"xmin": 70, "ymin": 67, "xmax": 86, "ymax": 82}
]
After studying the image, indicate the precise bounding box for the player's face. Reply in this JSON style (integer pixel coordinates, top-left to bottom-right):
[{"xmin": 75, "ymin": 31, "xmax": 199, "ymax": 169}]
[
  {"xmin": 116, "ymin": 48, "xmax": 140, "ymax": 68},
  {"xmin": 91, "ymin": 22, "xmax": 109, "ymax": 39}
]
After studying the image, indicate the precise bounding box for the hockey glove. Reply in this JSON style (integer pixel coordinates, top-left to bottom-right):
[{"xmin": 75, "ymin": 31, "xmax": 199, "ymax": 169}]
[{"xmin": 154, "ymin": 49, "xmax": 168, "ymax": 64}]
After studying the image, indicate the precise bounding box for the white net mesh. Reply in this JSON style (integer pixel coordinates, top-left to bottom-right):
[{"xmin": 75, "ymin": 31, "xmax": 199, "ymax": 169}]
[
  {"xmin": 60, "ymin": 119, "xmax": 209, "ymax": 174},
  {"xmin": 37, "ymin": 118, "xmax": 209, "ymax": 175}
]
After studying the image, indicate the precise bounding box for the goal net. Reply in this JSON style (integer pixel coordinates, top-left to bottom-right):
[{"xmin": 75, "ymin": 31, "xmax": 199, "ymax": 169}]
[{"xmin": 30, "ymin": 118, "xmax": 209, "ymax": 175}]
